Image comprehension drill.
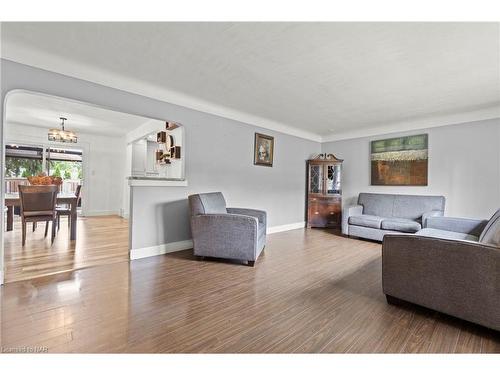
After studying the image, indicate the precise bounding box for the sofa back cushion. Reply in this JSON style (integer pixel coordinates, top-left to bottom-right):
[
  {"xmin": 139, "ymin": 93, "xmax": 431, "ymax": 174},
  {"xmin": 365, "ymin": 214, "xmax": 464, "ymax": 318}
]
[
  {"xmin": 392, "ymin": 195, "xmax": 445, "ymax": 220},
  {"xmin": 479, "ymin": 208, "xmax": 500, "ymax": 247},
  {"xmin": 358, "ymin": 193, "xmax": 445, "ymax": 220},
  {"xmin": 358, "ymin": 193, "xmax": 395, "ymax": 217},
  {"xmin": 189, "ymin": 192, "xmax": 227, "ymax": 216}
]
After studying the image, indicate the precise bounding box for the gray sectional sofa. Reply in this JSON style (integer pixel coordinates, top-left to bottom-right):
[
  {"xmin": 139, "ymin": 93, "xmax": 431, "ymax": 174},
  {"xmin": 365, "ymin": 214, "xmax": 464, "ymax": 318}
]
[
  {"xmin": 383, "ymin": 209, "xmax": 500, "ymax": 331},
  {"xmin": 342, "ymin": 193, "xmax": 445, "ymax": 241}
]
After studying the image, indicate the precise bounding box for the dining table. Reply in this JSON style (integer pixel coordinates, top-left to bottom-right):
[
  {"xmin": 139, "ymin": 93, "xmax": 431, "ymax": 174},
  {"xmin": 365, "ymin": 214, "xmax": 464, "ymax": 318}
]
[{"xmin": 4, "ymin": 192, "xmax": 79, "ymax": 240}]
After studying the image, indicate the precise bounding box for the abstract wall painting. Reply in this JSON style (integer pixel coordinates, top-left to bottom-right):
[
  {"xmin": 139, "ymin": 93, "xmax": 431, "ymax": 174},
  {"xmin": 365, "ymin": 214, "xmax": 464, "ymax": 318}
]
[{"xmin": 371, "ymin": 134, "xmax": 428, "ymax": 186}]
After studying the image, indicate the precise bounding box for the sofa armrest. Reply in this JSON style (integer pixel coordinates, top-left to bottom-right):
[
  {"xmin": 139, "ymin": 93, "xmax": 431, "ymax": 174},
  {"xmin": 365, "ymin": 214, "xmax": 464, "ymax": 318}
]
[
  {"xmin": 227, "ymin": 207, "xmax": 266, "ymax": 228},
  {"xmin": 426, "ymin": 216, "xmax": 488, "ymax": 236},
  {"xmin": 191, "ymin": 213, "xmax": 258, "ymax": 260},
  {"xmin": 421, "ymin": 210, "xmax": 443, "ymax": 227},
  {"xmin": 342, "ymin": 205, "xmax": 363, "ymax": 235},
  {"xmin": 382, "ymin": 234, "xmax": 500, "ymax": 331}
]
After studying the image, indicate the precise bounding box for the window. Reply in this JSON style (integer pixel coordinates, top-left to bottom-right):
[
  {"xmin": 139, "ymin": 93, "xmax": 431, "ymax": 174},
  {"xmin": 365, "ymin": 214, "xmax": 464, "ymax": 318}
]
[
  {"xmin": 4, "ymin": 144, "xmax": 83, "ymax": 195},
  {"xmin": 47, "ymin": 147, "xmax": 83, "ymax": 180},
  {"xmin": 5, "ymin": 145, "xmax": 43, "ymax": 178}
]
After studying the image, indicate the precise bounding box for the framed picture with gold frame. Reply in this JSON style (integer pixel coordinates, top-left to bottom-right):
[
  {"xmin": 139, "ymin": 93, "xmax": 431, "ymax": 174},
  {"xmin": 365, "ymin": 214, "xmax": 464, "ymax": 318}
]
[{"xmin": 254, "ymin": 133, "xmax": 274, "ymax": 167}]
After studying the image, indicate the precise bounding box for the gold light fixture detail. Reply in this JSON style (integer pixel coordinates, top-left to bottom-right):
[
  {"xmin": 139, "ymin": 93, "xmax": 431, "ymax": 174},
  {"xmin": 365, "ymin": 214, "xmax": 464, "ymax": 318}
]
[{"xmin": 48, "ymin": 117, "xmax": 78, "ymax": 143}]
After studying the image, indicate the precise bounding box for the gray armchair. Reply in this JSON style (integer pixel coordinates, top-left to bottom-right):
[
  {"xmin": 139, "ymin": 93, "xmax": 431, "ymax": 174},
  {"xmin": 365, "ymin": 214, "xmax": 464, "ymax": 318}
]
[
  {"xmin": 188, "ymin": 192, "xmax": 266, "ymax": 266},
  {"xmin": 382, "ymin": 209, "xmax": 500, "ymax": 331}
]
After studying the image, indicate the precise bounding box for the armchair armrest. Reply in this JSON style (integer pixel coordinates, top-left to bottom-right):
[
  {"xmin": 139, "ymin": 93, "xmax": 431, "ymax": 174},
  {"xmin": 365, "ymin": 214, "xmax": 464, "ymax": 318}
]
[
  {"xmin": 226, "ymin": 207, "xmax": 266, "ymax": 228},
  {"xmin": 342, "ymin": 205, "xmax": 363, "ymax": 235},
  {"xmin": 191, "ymin": 213, "xmax": 259, "ymax": 260},
  {"xmin": 382, "ymin": 234, "xmax": 500, "ymax": 331},
  {"xmin": 426, "ymin": 216, "xmax": 488, "ymax": 236},
  {"xmin": 421, "ymin": 210, "xmax": 443, "ymax": 227}
]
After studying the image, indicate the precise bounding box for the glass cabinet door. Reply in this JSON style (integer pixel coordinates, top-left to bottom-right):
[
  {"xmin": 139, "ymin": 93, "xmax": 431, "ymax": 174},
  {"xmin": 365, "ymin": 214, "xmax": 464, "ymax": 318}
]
[
  {"xmin": 325, "ymin": 164, "xmax": 341, "ymax": 195},
  {"xmin": 309, "ymin": 164, "xmax": 323, "ymax": 194}
]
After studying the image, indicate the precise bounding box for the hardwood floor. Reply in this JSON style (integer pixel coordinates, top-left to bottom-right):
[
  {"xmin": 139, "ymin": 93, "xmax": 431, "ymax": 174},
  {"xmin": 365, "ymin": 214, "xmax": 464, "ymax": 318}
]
[
  {"xmin": 4, "ymin": 215, "xmax": 129, "ymax": 283},
  {"xmin": 1, "ymin": 228, "xmax": 498, "ymax": 353}
]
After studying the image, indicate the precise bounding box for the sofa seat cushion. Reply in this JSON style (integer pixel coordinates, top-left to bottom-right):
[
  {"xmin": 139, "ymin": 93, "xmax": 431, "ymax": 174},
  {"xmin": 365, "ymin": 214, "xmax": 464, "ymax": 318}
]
[
  {"xmin": 381, "ymin": 218, "xmax": 421, "ymax": 233},
  {"xmin": 416, "ymin": 228, "xmax": 479, "ymax": 242},
  {"xmin": 349, "ymin": 215, "xmax": 385, "ymax": 229}
]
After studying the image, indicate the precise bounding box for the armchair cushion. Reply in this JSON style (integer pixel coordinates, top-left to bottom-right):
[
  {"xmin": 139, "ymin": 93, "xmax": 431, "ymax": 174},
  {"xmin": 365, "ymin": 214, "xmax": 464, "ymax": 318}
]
[
  {"xmin": 479, "ymin": 208, "xmax": 500, "ymax": 247},
  {"xmin": 421, "ymin": 210, "xmax": 444, "ymax": 227},
  {"xmin": 417, "ymin": 228, "xmax": 479, "ymax": 242},
  {"xmin": 227, "ymin": 207, "xmax": 266, "ymax": 226},
  {"xmin": 426, "ymin": 216, "xmax": 488, "ymax": 236}
]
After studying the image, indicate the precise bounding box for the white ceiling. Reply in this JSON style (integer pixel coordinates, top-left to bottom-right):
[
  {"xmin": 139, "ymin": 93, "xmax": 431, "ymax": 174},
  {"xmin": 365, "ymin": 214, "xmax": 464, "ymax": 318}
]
[
  {"xmin": 5, "ymin": 91, "xmax": 152, "ymax": 136},
  {"xmin": 2, "ymin": 22, "xmax": 499, "ymax": 141}
]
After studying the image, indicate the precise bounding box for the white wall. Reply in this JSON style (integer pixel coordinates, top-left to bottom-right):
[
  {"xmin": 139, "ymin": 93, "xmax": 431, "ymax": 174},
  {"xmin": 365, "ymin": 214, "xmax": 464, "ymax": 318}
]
[
  {"xmin": 322, "ymin": 118, "xmax": 500, "ymax": 219},
  {"xmin": 130, "ymin": 121, "xmax": 319, "ymax": 250},
  {"xmin": 5, "ymin": 122, "xmax": 127, "ymax": 216},
  {"xmin": 3, "ymin": 59, "xmax": 498, "ymax": 271}
]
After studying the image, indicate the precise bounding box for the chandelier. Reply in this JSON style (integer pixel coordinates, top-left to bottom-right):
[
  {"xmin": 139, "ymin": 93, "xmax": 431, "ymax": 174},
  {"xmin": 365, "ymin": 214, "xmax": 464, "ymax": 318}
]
[{"xmin": 48, "ymin": 117, "xmax": 78, "ymax": 143}]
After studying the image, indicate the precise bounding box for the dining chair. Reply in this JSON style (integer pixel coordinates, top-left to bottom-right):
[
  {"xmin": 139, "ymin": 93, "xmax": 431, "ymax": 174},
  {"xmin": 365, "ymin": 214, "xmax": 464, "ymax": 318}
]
[
  {"xmin": 56, "ymin": 185, "xmax": 82, "ymax": 231},
  {"xmin": 18, "ymin": 185, "xmax": 59, "ymax": 246}
]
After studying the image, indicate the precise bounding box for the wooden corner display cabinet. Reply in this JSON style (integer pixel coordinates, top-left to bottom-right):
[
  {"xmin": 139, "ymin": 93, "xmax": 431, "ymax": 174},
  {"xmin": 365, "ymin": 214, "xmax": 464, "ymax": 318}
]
[{"xmin": 307, "ymin": 154, "xmax": 343, "ymax": 229}]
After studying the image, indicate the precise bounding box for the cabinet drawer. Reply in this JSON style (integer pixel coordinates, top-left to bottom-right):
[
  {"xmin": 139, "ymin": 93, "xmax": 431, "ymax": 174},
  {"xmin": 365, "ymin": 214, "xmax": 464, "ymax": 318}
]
[
  {"xmin": 309, "ymin": 215, "xmax": 326, "ymax": 227},
  {"xmin": 309, "ymin": 196, "xmax": 340, "ymax": 203},
  {"xmin": 308, "ymin": 203, "xmax": 341, "ymax": 225},
  {"xmin": 308, "ymin": 204, "xmax": 324, "ymax": 225},
  {"xmin": 308, "ymin": 203, "xmax": 321, "ymax": 217},
  {"xmin": 325, "ymin": 203, "xmax": 341, "ymax": 214},
  {"xmin": 308, "ymin": 197, "xmax": 320, "ymax": 204}
]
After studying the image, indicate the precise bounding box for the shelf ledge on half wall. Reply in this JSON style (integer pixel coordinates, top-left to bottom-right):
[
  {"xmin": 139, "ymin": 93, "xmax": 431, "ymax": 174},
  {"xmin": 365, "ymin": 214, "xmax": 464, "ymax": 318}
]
[{"xmin": 127, "ymin": 176, "xmax": 188, "ymax": 187}]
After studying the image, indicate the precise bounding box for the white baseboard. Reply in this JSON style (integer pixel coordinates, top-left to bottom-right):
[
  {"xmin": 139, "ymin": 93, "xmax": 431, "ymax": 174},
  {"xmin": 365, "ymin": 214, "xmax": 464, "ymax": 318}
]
[
  {"xmin": 267, "ymin": 221, "xmax": 305, "ymax": 234},
  {"xmin": 130, "ymin": 239, "xmax": 194, "ymax": 260},
  {"xmin": 119, "ymin": 209, "xmax": 129, "ymax": 219},
  {"xmin": 129, "ymin": 222, "xmax": 305, "ymax": 261},
  {"xmin": 0, "ymin": 270, "xmax": 4, "ymax": 285}
]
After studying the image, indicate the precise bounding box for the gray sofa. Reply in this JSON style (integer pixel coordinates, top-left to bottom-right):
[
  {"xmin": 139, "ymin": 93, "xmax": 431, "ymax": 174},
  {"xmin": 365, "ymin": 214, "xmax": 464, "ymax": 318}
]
[
  {"xmin": 383, "ymin": 209, "xmax": 500, "ymax": 331},
  {"xmin": 342, "ymin": 193, "xmax": 445, "ymax": 241},
  {"xmin": 188, "ymin": 192, "xmax": 266, "ymax": 266}
]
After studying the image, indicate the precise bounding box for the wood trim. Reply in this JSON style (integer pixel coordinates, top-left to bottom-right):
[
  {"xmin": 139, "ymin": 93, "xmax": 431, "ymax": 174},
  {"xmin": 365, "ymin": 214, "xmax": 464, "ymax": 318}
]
[{"xmin": 312, "ymin": 153, "xmax": 344, "ymax": 162}]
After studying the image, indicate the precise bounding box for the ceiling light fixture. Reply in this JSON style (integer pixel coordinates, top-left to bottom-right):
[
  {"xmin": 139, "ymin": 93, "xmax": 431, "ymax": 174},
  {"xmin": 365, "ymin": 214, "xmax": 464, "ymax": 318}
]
[{"xmin": 48, "ymin": 117, "xmax": 78, "ymax": 143}]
